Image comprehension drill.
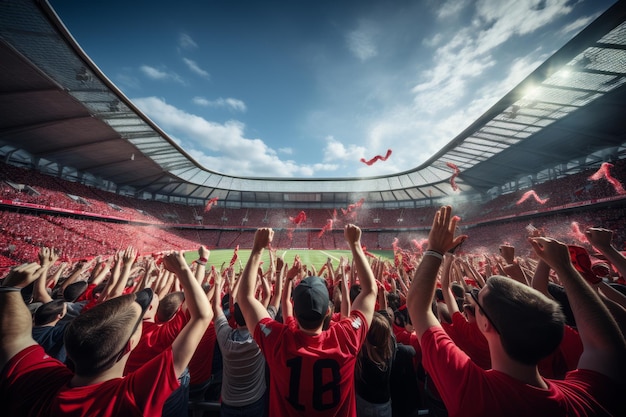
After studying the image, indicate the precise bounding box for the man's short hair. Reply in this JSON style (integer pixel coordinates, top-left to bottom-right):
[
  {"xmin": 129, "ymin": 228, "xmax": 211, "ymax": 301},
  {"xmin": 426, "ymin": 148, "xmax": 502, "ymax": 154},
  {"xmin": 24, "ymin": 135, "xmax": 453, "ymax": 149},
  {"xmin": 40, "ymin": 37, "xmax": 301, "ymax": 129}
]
[
  {"xmin": 483, "ymin": 276, "xmax": 565, "ymax": 365},
  {"xmin": 156, "ymin": 291, "xmax": 184, "ymax": 323},
  {"xmin": 64, "ymin": 281, "xmax": 88, "ymax": 303},
  {"xmin": 349, "ymin": 283, "xmax": 362, "ymax": 303},
  {"xmin": 293, "ymin": 276, "xmax": 330, "ymax": 330},
  {"xmin": 34, "ymin": 299, "xmax": 65, "ymax": 326},
  {"xmin": 64, "ymin": 289, "xmax": 153, "ymax": 376}
]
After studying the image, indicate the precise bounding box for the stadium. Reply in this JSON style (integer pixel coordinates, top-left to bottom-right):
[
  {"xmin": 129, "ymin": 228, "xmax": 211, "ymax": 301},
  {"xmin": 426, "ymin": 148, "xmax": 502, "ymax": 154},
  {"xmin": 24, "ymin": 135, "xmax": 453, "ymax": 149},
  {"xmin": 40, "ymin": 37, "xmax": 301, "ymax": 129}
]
[{"xmin": 1, "ymin": 1, "xmax": 626, "ymax": 416}]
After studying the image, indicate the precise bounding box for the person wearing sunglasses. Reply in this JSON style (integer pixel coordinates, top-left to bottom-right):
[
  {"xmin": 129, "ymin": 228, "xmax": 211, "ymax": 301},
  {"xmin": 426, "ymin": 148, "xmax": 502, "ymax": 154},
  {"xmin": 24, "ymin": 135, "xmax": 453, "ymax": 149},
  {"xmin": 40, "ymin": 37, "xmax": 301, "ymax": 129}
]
[
  {"xmin": 406, "ymin": 205, "xmax": 625, "ymax": 417},
  {"xmin": 0, "ymin": 250, "xmax": 212, "ymax": 416}
]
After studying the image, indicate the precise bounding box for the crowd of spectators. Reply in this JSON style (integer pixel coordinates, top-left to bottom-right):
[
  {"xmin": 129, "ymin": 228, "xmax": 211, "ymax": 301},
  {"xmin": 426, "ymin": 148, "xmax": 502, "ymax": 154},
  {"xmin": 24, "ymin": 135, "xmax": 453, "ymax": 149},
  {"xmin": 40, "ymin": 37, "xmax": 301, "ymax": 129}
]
[{"xmin": 1, "ymin": 205, "xmax": 624, "ymax": 416}]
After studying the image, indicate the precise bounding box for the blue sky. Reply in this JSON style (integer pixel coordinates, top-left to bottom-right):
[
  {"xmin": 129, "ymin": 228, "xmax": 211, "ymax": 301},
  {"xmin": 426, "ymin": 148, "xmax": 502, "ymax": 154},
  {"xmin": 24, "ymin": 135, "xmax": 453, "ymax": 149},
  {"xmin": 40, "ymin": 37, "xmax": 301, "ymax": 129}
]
[{"xmin": 50, "ymin": 0, "xmax": 616, "ymax": 179}]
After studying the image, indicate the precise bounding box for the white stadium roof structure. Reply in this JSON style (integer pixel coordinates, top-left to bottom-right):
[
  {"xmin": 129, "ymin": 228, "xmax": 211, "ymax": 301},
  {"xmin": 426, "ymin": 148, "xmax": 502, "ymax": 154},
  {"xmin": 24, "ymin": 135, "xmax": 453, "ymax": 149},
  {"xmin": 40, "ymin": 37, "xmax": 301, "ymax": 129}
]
[{"xmin": 1, "ymin": 0, "xmax": 626, "ymax": 210}]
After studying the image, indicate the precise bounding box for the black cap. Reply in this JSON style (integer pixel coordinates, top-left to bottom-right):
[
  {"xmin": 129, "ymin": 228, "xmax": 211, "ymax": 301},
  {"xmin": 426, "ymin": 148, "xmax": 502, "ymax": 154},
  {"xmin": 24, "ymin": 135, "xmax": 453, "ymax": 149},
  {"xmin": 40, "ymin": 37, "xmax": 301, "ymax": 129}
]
[{"xmin": 292, "ymin": 276, "xmax": 329, "ymax": 321}]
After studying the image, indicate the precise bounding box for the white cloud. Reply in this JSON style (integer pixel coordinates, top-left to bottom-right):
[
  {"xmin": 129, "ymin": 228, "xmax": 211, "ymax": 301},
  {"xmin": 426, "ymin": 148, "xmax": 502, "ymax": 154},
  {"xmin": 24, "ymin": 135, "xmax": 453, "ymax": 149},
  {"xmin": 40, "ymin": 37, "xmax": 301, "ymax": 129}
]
[
  {"xmin": 192, "ymin": 97, "xmax": 209, "ymax": 106},
  {"xmin": 192, "ymin": 96, "xmax": 247, "ymax": 112},
  {"xmin": 346, "ymin": 20, "xmax": 379, "ymax": 62},
  {"xmin": 183, "ymin": 58, "xmax": 210, "ymax": 79},
  {"xmin": 322, "ymin": 136, "xmax": 366, "ymax": 162},
  {"xmin": 412, "ymin": 0, "xmax": 573, "ymax": 115},
  {"xmin": 436, "ymin": 0, "xmax": 471, "ymax": 19},
  {"xmin": 179, "ymin": 33, "xmax": 198, "ymax": 50},
  {"xmin": 558, "ymin": 15, "xmax": 596, "ymax": 36},
  {"xmin": 279, "ymin": 147, "xmax": 293, "ymax": 155},
  {"xmin": 473, "ymin": 0, "xmax": 572, "ymax": 54},
  {"xmin": 139, "ymin": 65, "xmax": 185, "ymax": 84},
  {"xmin": 132, "ymin": 96, "xmax": 333, "ymax": 177}
]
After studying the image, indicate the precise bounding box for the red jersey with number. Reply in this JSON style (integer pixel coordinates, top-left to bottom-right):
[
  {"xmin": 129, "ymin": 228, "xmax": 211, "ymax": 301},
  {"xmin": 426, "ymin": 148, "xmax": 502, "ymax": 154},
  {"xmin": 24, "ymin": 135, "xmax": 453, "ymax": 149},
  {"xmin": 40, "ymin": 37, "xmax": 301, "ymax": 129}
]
[{"xmin": 254, "ymin": 310, "xmax": 368, "ymax": 417}]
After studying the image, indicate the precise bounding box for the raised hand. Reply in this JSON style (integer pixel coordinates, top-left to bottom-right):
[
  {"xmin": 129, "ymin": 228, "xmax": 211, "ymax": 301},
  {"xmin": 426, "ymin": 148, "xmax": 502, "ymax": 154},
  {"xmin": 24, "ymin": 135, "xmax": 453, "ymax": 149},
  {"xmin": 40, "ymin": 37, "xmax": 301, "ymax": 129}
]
[{"xmin": 2, "ymin": 263, "xmax": 44, "ymax": 288}]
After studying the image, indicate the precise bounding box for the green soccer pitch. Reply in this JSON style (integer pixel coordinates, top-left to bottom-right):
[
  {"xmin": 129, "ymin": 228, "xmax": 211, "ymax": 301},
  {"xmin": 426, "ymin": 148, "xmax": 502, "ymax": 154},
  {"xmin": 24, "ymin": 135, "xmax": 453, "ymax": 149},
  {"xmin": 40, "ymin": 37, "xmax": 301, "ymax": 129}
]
[{"xmin": 183, "ymin": 248, "xmax": 394, "ymax": 271}]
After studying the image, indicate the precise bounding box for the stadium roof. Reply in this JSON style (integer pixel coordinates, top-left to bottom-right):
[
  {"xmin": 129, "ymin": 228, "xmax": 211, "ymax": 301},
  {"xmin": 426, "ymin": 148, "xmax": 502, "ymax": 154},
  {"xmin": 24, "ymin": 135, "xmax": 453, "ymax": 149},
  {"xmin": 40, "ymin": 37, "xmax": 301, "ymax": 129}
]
[{"xmin": 1, "ymin": 0, "xmax": 625, "ymax": 207}]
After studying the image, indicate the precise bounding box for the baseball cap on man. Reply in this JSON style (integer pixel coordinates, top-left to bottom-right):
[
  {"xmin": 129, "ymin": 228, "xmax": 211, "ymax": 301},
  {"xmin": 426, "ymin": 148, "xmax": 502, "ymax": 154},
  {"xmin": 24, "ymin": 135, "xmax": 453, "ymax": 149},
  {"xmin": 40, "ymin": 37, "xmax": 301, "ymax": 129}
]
[{"xmin": 293, "ymin": 276, "xmax": 330, "ymax": 321}]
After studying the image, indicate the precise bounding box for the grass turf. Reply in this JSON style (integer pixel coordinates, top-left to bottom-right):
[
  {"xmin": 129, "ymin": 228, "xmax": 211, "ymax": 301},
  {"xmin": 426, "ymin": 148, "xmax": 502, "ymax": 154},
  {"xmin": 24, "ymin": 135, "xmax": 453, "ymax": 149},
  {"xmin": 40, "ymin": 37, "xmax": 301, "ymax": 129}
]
[{"xmin": 183, "ymin": 248, "xmax": 394, "ymax": 271}]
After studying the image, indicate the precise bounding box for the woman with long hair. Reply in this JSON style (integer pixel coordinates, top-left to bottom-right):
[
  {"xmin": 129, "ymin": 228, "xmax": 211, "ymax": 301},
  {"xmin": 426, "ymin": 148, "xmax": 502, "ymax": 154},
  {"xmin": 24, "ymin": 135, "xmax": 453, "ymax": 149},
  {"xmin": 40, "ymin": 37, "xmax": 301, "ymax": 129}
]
[{"xmin": 355, "ymin": 311, "xmax": 395, "ymax": 417}]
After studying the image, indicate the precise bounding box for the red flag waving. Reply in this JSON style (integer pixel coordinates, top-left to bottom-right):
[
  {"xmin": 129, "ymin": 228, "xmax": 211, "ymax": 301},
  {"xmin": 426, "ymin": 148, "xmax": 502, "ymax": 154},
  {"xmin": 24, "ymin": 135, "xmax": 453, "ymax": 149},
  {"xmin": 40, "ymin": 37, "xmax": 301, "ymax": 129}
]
[
  {"xmin": 229, "ymin": 245, "xmax": 239, "ymax": 267},
  {"xmin": 204, "ymin": 197, "xmax": 219, "ymax": 212},
  {"xmin": 446, "ymin": 162, "xmax": 460, "ymax": 191},
  {"xmin": 515, "ymin": 190, "xmax": 548, "ymax": 205},
  {"xmin": 289, "ymin": 211, "xmax": 307, "ymax": 226},
  {"xmin": 360, "ymin": 149, "xmax": 392, "ymax": 166},
  {"xmin": 589, "ymin": 162, "xmax": 626, "ymax": 194}
]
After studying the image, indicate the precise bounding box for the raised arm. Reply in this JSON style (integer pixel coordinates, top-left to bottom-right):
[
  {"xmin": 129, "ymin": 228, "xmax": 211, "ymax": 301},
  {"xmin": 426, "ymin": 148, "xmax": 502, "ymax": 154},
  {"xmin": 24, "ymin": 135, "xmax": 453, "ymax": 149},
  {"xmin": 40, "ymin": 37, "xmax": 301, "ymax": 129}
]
[
  {"xmin": 268, "ymin": 256, "xmax": 285, "ymax": 313},
  {"xmin": 33, "ymin": 247, "xmax": 57, "ymax": 304},
  {"xmin": 441, "ymin": 253, "xmax": 460, "ymax": 316},
  {"xmin": 407, "ymin": 206, "xmax": 467, "ymax": 340},
  {"xmin": 195, "ymin": 246, "xmax": 210, "ymax": 284},
  {"xmin": 281, "ymin": 257, "xmax": 302, "ymax": 321},
  {"xmin": 238, "ymin": 229, "xmax": 273, "ymax": 332},
  {"xmin": 585, "ymin": 227, "xmax": 626, "ymax": 279},
  {"xmin": 162, "ymin": 251, "xmax": 213, "ymax": 378},
  {"xmin": 528, "ymin": 237, "xmax": 626, "ymax": 383},
  {"xmin": 0, "ymin": 263, "xmax": 44, "ymax": 368},
  {"xmin": 344, "ymin": 224, "xmax": 377, "ymax": 327},
  {"xmin": 530, "ymin": 259, "xmax": 554, "ymax": 300},
  {"xmin": 339, "ymin": 257, "xmax": 350, "ymax": 319}
]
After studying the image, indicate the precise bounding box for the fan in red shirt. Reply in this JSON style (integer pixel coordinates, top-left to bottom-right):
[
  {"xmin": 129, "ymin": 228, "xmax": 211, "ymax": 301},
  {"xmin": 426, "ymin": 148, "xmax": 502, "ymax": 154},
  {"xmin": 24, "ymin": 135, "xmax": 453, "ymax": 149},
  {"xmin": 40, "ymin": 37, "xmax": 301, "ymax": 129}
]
[
  {"xmin": 0, "ymin": 250, "xmax": 213, "ymax": 417},
  {"xmin": 406, "ymin": 206, "xmax": 625, "ymax": 417},
  {"xmin": 239, "ymin": 224, "xmax": 378, "ymax": 417}
]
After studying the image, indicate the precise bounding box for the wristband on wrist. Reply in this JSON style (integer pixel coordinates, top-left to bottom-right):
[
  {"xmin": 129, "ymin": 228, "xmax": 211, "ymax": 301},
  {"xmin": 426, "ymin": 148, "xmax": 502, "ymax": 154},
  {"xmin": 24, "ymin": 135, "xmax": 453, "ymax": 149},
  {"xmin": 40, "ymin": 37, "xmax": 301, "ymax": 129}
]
[
  {"xmin": 0, "ymin": 286, "xmax": 22, "ymax": 293},
  {"xmin": 197, "ymin": 257, "xmax": 208, "ymax": 266},
  {"xmin": 424, "ymin": 250, "xmax": 444, "ymax": 261}
]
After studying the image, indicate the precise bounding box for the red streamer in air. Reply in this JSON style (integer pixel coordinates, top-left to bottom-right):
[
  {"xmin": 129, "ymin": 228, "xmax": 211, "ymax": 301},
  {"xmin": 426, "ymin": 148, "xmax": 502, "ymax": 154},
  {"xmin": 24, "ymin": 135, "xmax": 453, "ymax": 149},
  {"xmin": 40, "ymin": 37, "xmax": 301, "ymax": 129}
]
[
  {"xmin": 204, "ymin": 197, "xmax": 219, "ymax": 212},
  {"xmin": 446, "ymin": 162, "xmax": 461, "ymax": 191},
  {"xmin": 317, "ymin": 219, "xmax": 334, "ymax": 238},
  {"xmin": 392, "ymin": 238, "xmax": 401, "ymax": 268},
  {"xmin": 340, "ymin": 198, "xmax": 365, "ymax": 217},
  {"xmin": 589, "ymin": 162, "xmax": 626, "ymax": 194},
  {"xmin": 570, "ymin": 222, "xmax": 587, "ymax": 244},
  {"xmin": 289, "ymin": 211, "xmax": 307, "ymax": 226},
  {"xmin": 515, "ymin": 190, "xmax": 549, "ymax": 205},
  {"xmin": 229, "ymin": 245, "xmax": 239, "ymax": 267},
  {"xmin": 362, "ymin": 245, "xmax": 377, "ymax": 258},
  {"xmin": 411, "ymin": 238, "xmax": 428, "ymax": 254},
  {"xmin": 360, "ymin": 149, "xmax": 392, "ymax": 166}
]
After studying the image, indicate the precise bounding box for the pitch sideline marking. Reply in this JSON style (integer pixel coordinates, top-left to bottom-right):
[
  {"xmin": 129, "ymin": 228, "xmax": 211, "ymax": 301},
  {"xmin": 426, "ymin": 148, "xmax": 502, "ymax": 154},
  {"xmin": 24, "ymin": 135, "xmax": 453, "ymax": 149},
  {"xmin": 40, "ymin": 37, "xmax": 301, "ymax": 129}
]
[{"xmin": 319, "ymin": 250, "xmax": 340, "ymax": 262}]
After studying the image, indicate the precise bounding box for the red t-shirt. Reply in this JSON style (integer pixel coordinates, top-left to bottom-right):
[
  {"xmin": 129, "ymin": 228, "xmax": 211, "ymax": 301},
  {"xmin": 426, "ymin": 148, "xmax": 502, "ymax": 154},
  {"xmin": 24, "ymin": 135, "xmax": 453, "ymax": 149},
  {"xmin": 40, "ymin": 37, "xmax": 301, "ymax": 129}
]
[
  {"xmin": 420, "ymin": 326, "xmax": 624, "ymax": 417},
  {"xmin": 254, "ymin": 310, "xmax": 368, "ymax": 417},
  {"xmin": 0, "ymin": 344, "xmax": 179, "ymax": 416},
  {"xmin": 392, "ymin": 323, "xmax": 422, "ymax": 367},
  {"xmin": 124, "ymin": 308, "xmax": 189, "ymax": 374},
  {"xmin": 537, "ymin": 325, "xmax": 584, "ymax": 379},
  {"xmin": 441, "ymin": 311, "xmax": 491, "ymax": 370},
  {"xmin": 188, "ymin": 322, "xmax": 217, "ymax": 385}
]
